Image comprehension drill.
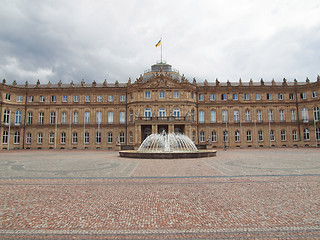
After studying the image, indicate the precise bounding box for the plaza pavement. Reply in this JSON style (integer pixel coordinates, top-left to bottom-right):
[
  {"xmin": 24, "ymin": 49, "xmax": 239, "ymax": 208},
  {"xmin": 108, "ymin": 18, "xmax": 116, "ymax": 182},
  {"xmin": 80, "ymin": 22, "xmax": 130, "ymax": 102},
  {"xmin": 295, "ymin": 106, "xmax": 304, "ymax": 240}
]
[{"xmin": 0, "ymin": 148, "xmax": 319, "ymax": 239}]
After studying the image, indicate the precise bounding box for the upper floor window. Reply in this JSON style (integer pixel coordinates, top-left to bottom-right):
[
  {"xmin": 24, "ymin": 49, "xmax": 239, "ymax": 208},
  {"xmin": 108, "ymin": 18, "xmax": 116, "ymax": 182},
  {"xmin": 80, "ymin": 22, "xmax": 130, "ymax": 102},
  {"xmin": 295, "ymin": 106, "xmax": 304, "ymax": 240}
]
[
  {"xmin": 144, "ymin": 108, "xmax": 151, "ymax": 118},
  {"xmin": 15, "ymin": 110, "xmax": 22, "ymax": 125},
  {"xmin": 210, "ymin": 94, "xmax": 215, "ymax": 101},
  {"xmin": 96, "ymin": 111, "xmax": 102, "ymax": 124},
  {"xmin": 173, "ymin": 91, "xmax": 180, "ymax": 98},
  {"xmin": 120, "ymin": 111, "xmax": 125, "ymax": 124},
  {"xmin": 85, "ymin": 95, "xmax": 91, "ymax": 102},
  {"xmin": 97, "ymin": 95, "xmax": 102, "ymax": 102},
  {"xmin": 130, "ymin": 93, "xmax": 133, "ymax": 100},
  {"xmin": 256, "ymin": 93, "xmax": 261, "ymax": 100},
  {"xmin": 51, "ymin": 95, "xmax": 56, "ymax": 102},
  {"xmin": 28, "ymin": 96, "xmax": 34, "ymax": 102},
  {"xmin": 159, "ymin": 91, "xmax": 165, "ymax": 99},
  {"xmin": 221, "ymin": 94, "xmax": 227, "ymax": 101},
  {"xmin": 145, "ymin": 91, "xmax": 151, "ymax": 99},
  {"xmin": 108, "ymin": 112, "xmax": 114, "ymax": 124},
  {"xmin": 40, "ymin": 96, "xmax": 45, "ymax": 102},
  {"xmin": 3, "ymin": 110, "xmax": 10, "ymax": 124},
  {"xmin": 38, "ymin": 112, "xmax": 44, "ymax": 125},
  {"xmin": 191, "ymin": 92, "xmax": 194, "ymax": 99},
  {"xmin": 108, "ymin": 95, "xmax": 114, "ymax": 102},
  {"xmin": 62, "ymin": 95, "xmax": 68, "ymax": 102},
  {"xmin": 50, "ymin": 112, "xmax": 56, "ymax": 124},
  {"xmin": 233, "ymin": 94, "xmax": 238, "ymax": 101},
  {"xmin": 290, "ymin": 109, "xmax": 296, "ymax": 122},
  {"xmin": 257, "ymin": 110, "xmax": 262, "ymax": 122},
  {"xmin": 198, "ymin": 94, "xmax": 204, "ymax": 101},
  {"xmin": 245, "ymin": 110, "xmax": 251, "ymax": 122},
  {"xmin": 5, "ymin": 93, "xmax": 11, "ymax": 101},
  {"xmin": 279, "ymin": 110, "xmax": 285, "ymax": 122},
  {"xmin": 61, "ymin": 112, "xmax": 67, "ymax": 124},
  {"xmin": 159, "ymin": 108, "xmax": 166, "ymax": 117},
  {"xmin": 302, "ymin": 108, "xmax": 309, "ymax": 122},
  {"xmin": 244, "ymin": 93, "xmax": 250, "ymax": 101},
  {"xmin": 199, "ymin": 111, "xmax": 205, "ymax": 123},
  {"xmin": 267, "ymin": 93, "xmax": 272, "ymax": 100},
  {"xmin": 210, "ymin": 111, "xmax": 216, "ymax": 123},
  {"xmin": 268, "ymin": 110, "xmax": 274, "ymax": 122},
  {"xmin": 222, "ymin": 110, "xmax": 228, "ymax": 123},
  {"xmin": 312, "ymin": 91, "xmax": 318, "ymax": 98},
  {"xmin": 73, "ymin": 111, "xmax": 79, "ymax": 124},
  {"xmin": 85, "ymin": 111, "xmax": 90, "ymax": 124},
  {"xmin": 314, "ymin": 106, "xmax": 320, "ymax": 121},
  {"xmin": 27, "ymin": 112, "xmax": 33, "ymax": 125},
  {"xmin": 74, "ymin": 95, "xmax": 79, "ymax": 102},
  {"xmin": 16, "ymin": 96, "xmax": 23, "ymax": 102},
  {"xmin": 278, "ymin": 93, "xmax": 283, "ymax": 100},
  {"xmin": 120, "ymin": 95, "xmax": 126, "ymax": 102},
  {"xmin": 173, "ymin": 108, "xmax": 180, "ymax": 117},
  {"xmin": 300, "ymin": 92, "xmax": 307, "ymax": 99},
  {"xmin": 289, "ymin": 93, "xmax": 294, "ymax": 100},
  {"xmin": 234, "ymin": 110, "xmax": 239, "ymax": 123}
]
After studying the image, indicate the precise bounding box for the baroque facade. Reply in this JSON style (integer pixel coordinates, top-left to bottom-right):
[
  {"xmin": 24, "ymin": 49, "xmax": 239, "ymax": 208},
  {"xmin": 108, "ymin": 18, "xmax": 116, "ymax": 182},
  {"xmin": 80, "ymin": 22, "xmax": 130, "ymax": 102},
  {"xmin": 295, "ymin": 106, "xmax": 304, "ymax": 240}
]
[{"xmin": 1, "ymin": 62, "xmax": 320, "ymax": 150}]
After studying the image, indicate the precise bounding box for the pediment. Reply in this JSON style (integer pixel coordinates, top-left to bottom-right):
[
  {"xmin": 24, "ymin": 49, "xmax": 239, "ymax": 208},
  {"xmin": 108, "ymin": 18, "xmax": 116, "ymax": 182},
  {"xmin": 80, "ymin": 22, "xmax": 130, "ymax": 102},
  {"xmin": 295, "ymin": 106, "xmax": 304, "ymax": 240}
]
[{"xmin": 137, "ymin": 76, "xmax": 191, "ymax": 90}]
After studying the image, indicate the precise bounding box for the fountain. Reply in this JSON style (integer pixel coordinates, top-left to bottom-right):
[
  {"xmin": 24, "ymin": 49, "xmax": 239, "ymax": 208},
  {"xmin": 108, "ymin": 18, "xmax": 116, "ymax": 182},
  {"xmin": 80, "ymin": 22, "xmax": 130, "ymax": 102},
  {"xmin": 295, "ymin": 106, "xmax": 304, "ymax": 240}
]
[{"xmin": 119, "ymin": 131, "xmax": 216, "ymax": 159}]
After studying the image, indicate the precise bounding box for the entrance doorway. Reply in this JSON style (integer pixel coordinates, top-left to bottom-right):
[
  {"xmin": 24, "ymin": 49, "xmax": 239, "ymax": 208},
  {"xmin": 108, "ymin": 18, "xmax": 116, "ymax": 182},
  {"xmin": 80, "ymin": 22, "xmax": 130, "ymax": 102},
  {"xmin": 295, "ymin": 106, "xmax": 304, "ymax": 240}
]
[
  {"xmin": 141, "ymin": 125, "xmax": 152, "ymax": 141},
  {"xmin": 158, "ymin": 125, "xmax": 168, "ymax": 134}
]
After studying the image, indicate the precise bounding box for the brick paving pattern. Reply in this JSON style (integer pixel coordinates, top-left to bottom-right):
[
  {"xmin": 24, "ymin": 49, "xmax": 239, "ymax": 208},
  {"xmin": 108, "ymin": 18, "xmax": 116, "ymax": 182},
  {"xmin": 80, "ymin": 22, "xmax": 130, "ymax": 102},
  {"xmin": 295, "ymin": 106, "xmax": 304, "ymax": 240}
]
[{"xmin": 0, "ymin": 149, "xmax": 320, "ymax": 239}]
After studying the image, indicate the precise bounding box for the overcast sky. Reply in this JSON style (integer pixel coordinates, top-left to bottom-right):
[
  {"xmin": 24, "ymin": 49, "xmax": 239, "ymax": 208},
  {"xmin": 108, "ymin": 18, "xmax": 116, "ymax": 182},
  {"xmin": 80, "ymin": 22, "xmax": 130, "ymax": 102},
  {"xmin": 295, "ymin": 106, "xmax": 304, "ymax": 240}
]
[{"xmin": 0, "ymin": 0, "xmax": 320, "ymax": 84}]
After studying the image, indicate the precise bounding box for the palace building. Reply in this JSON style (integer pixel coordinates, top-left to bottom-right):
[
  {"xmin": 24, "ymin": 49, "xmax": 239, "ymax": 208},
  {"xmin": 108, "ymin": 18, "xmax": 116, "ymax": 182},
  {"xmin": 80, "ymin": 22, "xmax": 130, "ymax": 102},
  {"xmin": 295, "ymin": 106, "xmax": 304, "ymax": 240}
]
[{"xmin": 1, "ymin": 62, "xmax": 320, "ymax": 150}]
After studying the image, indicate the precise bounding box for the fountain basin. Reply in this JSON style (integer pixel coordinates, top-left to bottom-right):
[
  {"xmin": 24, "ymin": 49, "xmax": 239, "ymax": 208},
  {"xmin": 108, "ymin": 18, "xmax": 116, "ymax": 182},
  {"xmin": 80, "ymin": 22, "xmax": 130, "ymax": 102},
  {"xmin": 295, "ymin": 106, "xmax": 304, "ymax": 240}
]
[{"xmin": 119, "ymin": 150, "xmax": 217, "ymax": 159}]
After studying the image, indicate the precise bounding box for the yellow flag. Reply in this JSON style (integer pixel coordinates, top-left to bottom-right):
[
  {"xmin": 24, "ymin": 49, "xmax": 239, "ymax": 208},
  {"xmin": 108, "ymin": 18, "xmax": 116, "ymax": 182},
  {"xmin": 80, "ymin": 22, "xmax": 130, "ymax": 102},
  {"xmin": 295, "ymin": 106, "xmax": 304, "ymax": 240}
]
[{"xmin": 155, "ymin": 39, "xmax": 161, "ymax": 47}]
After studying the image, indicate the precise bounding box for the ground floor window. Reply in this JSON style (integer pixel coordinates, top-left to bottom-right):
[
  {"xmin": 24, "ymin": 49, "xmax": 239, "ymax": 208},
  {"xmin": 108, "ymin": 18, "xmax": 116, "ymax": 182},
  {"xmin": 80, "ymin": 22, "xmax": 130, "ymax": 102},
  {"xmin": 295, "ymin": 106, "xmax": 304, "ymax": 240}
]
[
  {"xmin": 49, "ymin": 132, "xmax": 54, "ymax": 144},
  {"xmin": 304, "ymin": 128, "xmax": 310, "ymax": 141},
  {"xmin": 84, "ymin": 132, "xmax": 89, "ymax": 144},
  {"xmin": 211, "ymin": 131, "xmax": 217, "ymax": 142},
  {"xmin": 108, "ymin": 132, "xmax": 112, "ymax": 143},
  {"xmin": 38, "ymin": 133, "xmax": 43, "ymax": 144},
  {"xmin": 235, "ymin": 130, "xmax": 240, "ymax": 142},
  {"xmin": 223, "ymin": 130, "xmax": 228, "ymax": 143},
  {"xmin": 61, "ymin": 132, "xmax": 66, "ymax": 144},
  {"xmin": 72, "ymin": 132, "xmax": 78, "ymax": 143},
  {"xmin": 14, "ymin": 131, "xmax": 20, "ymax": 144},
  {"xmin": 96, "ymin": 132, "xmax": 101, "ymax": 144},
  {"xmin": 26, "ymin": 133, "xmax": 31, "ymax": 144},
  {"xmin": 258, "ymin": 130, "xmax": 263, "ymax": 141},
  {"xmin": 3, "ymin": 131, "xmax": 8, "ymax": 144},
  {"xmin": 120, "ymin": 132, "xmax": 125, "ymax": 143},
  {"xmin": 246, "ymin": 130, "xmax": 252, "ymax": 142},
  {"xmin": 316, "ymin": 128, "xmax": 320, "ymax": 140},
  {"xmin": 281, "ymin": 130, "xmax": 286, "ymax": 141},
  {"xmin": 200, "ymin": 131, "xmax": 205, "ymax": 142},
  {"xmin": 129, "ymin": 131, "xmax": 133, "ymax": 143},
  {"xmin": 292, "ymin": 130, "xmax": 297, "ymax": 141},
  {"xmin": 270, "ymin": 130, "xmax": 275, "ymax": 141},
  {"xmin": 192, "ymin": 131, "xmax": 196, "ymax": 142}
]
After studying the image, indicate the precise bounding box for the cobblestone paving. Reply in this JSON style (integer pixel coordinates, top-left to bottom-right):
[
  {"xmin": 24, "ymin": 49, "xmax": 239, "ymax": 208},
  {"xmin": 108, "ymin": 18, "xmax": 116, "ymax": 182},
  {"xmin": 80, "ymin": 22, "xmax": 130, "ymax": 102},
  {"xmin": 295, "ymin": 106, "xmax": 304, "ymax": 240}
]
[{"xmin": 0, "ymin": 149, "xmax": 320, "ymax": 239}]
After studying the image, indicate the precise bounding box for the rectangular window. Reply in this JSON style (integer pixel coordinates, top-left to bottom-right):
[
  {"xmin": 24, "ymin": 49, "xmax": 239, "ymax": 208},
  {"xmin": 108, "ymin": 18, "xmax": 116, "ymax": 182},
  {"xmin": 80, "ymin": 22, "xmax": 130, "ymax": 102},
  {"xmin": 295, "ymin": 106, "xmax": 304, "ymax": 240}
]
[
  {"xmin": 3, "ymin": 110, "xmax": 10, "ymax": 124},
  {"xmin": 108, "ymin": 112, "xmax": 113, "ymax": 124},
  {"xmin": 84, "ymin": 132, "xmax": 89, "ymax": 144},
  {"xmin": 301, "ymin": 92, "xmax": 307, "ymax": 99},
  {"xmin": 120, "ymin": 95, "xmax": 125, "ymax": 102},
  {"xmin": 5, "ymin": 93, "xmax": 11, "ymax": 101},
  {"xmin": 234, "ymin": 110, "xmax": 239, "ymax": 123},
  {"xmin": 27, "ymin": 112, "xmax": 33, "ymax": 125},
  {"xmin": 304, "ymin": 128, "xmax": 310, "ymax": 141},
  {"xmin": 96, "ymin": 132, "xmax": 101, "ymax": 144},
  {"xmin": 39, "ymin": 112, "xmax": 44, "ymax": 125},
  {"xmin": 257, "ymin": 110, "xmax": 262, "ymax": 122},
  {"xmin": 279, "ymin": 110, "xmax": 285, "ymax": 122},
  {"xmin": 74, "ymin": 95, "xmax": 79, "ymax": 102},
  {"xmin": 61, "ymin": 112, "xmax": 67, "ymax": 124},
  {"xmin": 72, "ymin": 132, "xmax": 78, "ymax": 143},
  {"xmin": 210, "ymin": 111, "xmax": 216, "ymax": 123},
  {"xmin": 38, "ymin": 133, "xmax": 43, "ymax": 144},
  {"xmin": 211, "ymin": 131, "xmax": 217, "ymax": 142},
  {"xmin": 3, "ymin": 131, "xmax": 8, "ymax": 144},
  {"xmin": 173, "ymin": 91, "xmax": 180, "ymax": 98},
  {"xmin": 108, "ymin": 132, "xmax": 113, "ymax": 143},
  {"xmin": 221, "ymin": 94, "xmax": 227, "ymax": 101},
  {"xmin": 258, "ymin": 130, "xmax": 263, "ymax": 141},
  {"xmin": 49, "ymin": 132, "xmax": 54, "ymax": 144},
  {"xmin": 289, "ymin": 93, "xmax": 294, "ymax": 100},
  {"xmin": 268, "ymin": 110, "xmax": 274, "ymax": 122},
  {"xmin": 233, "ymin": 94, "xmax": 238, "ymax": 101},
  {"xmin": 51, "ymin": 96, "xmax": 56, "ymax": 102},
  {"xmin": 16, "ymin": 96, "xmax": 23, "ymax": 102},
  {"xmin": 40, "ymin": 96, "xmax": 45, "ymax": 102},
  {"xmin": 210, "ymin": 94, "xmax": 215, "ymax": 101},
  {"xmin": 244, "ymin": 93, "xmax": 249, "ymax": 101},
  {"xmin": 97, "ymin": 95, "xmax": 102, "ymax": 102},
  {"xmin": 278, "ymin": 93, "xmax": 283, "ymax": 100},
  {"xmin": 312, "ymin": 91, "xmax": 318, "ymax": 98},
  {"xmin": 15, "ymin": 111, "xmax": 22, "ymax": 125},
  {"xmin": 223, "ymin": 131, "xmax": 228, "ymax": 143},
  {"xmin": 28, "ymin": 96, "xmax": 34, "ymax": 102},
  {"xmin": 13, "ymin": 131, "xmax": 19, "ymax": 143},
  {"xmin": 222, "ymin": 110, "xmax": 228, "ymax": 123},
  {"xmin": 85, "ymin": 95, "xmax": 91, "ymax": 102},
  {"xmin": 62, "ymin": 95, "xmax": 68, "ymax": 102},
  {"xmin": 235, "ymin": 131, "xmax": 240, "ymax": 142},
  {"xmin": 314, "ymin": 107, "xmax": 320, "ymax": 121},
  {"xmin": 26, "ymin": 133, "xmax": 31, "ymax": 144},
  {"xmin": 96, "ymin": 111, "xmax": 102, "ymax": 124},
  {"xmin": 85, "ymin": 112, "xmax": 90, "ymax": 124},
  {"xmin": 199, "ymin": 111, "xmax": 205, "ymax": 123},
  {"xmin": 270, "ymin": 130, "xmax": 275, "ymax": 141},
  {"xmin": 247, "ymin": 131, "xmax": 252, "ymax": 142},
  {"xmin": 200, "ymin": 131, "xmax": 205, "ymax": 142},
  {"xmin": 61, "ymin": 132, "xmax": 66, "ymax": 144},
  {"xmin": 256, "ymin": 93, "xmax": 261, "ymax": 100},
  {"xmin": 120, "ymin": 132, "xmax": 125, "ymax": 143},
  {"xmin": 198, "ymin": 94, "xmax": 204, "ymax": 101},
  {"xmin": 292, "ymin": 130, "xmax": 297, "ymax": 141},
  {"xmin": 145, "ymin": 91, "xmax": 151, "ymax": 99},
  {"xmin": 120, "ymin": 111, "xmax": 125, "ymax": 124},
  {"xmin": 291, "ymin": 109, "xmax": 296, "ymax": 122},
  {"xmin": 267, "ymin": 93, "xmax": 272, "ymax": 100},
  {"xmin": 50, "ymin": 112, "xmax": 55, "ymax": 124},
  {"xmin": 245, "ymin": 110, "xmax": 251, "ymax": 122},
  {"xmin": 281, "ymin": 130, "xmax": 286, "ymax": 141},
  {"xmin": 108, "ymin": 95, "xmax": 114, "ymax": 102},
  {"xmin": 159, "ymin": 91, "xmax": 165, "ymax": 99},
  {"xmin": 73, "ymin": 112, "xmax": 79, "ymax": 124},
  {"xmin": 302, "ymin": 108, "xmax": 309, "ymax": 122}
]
